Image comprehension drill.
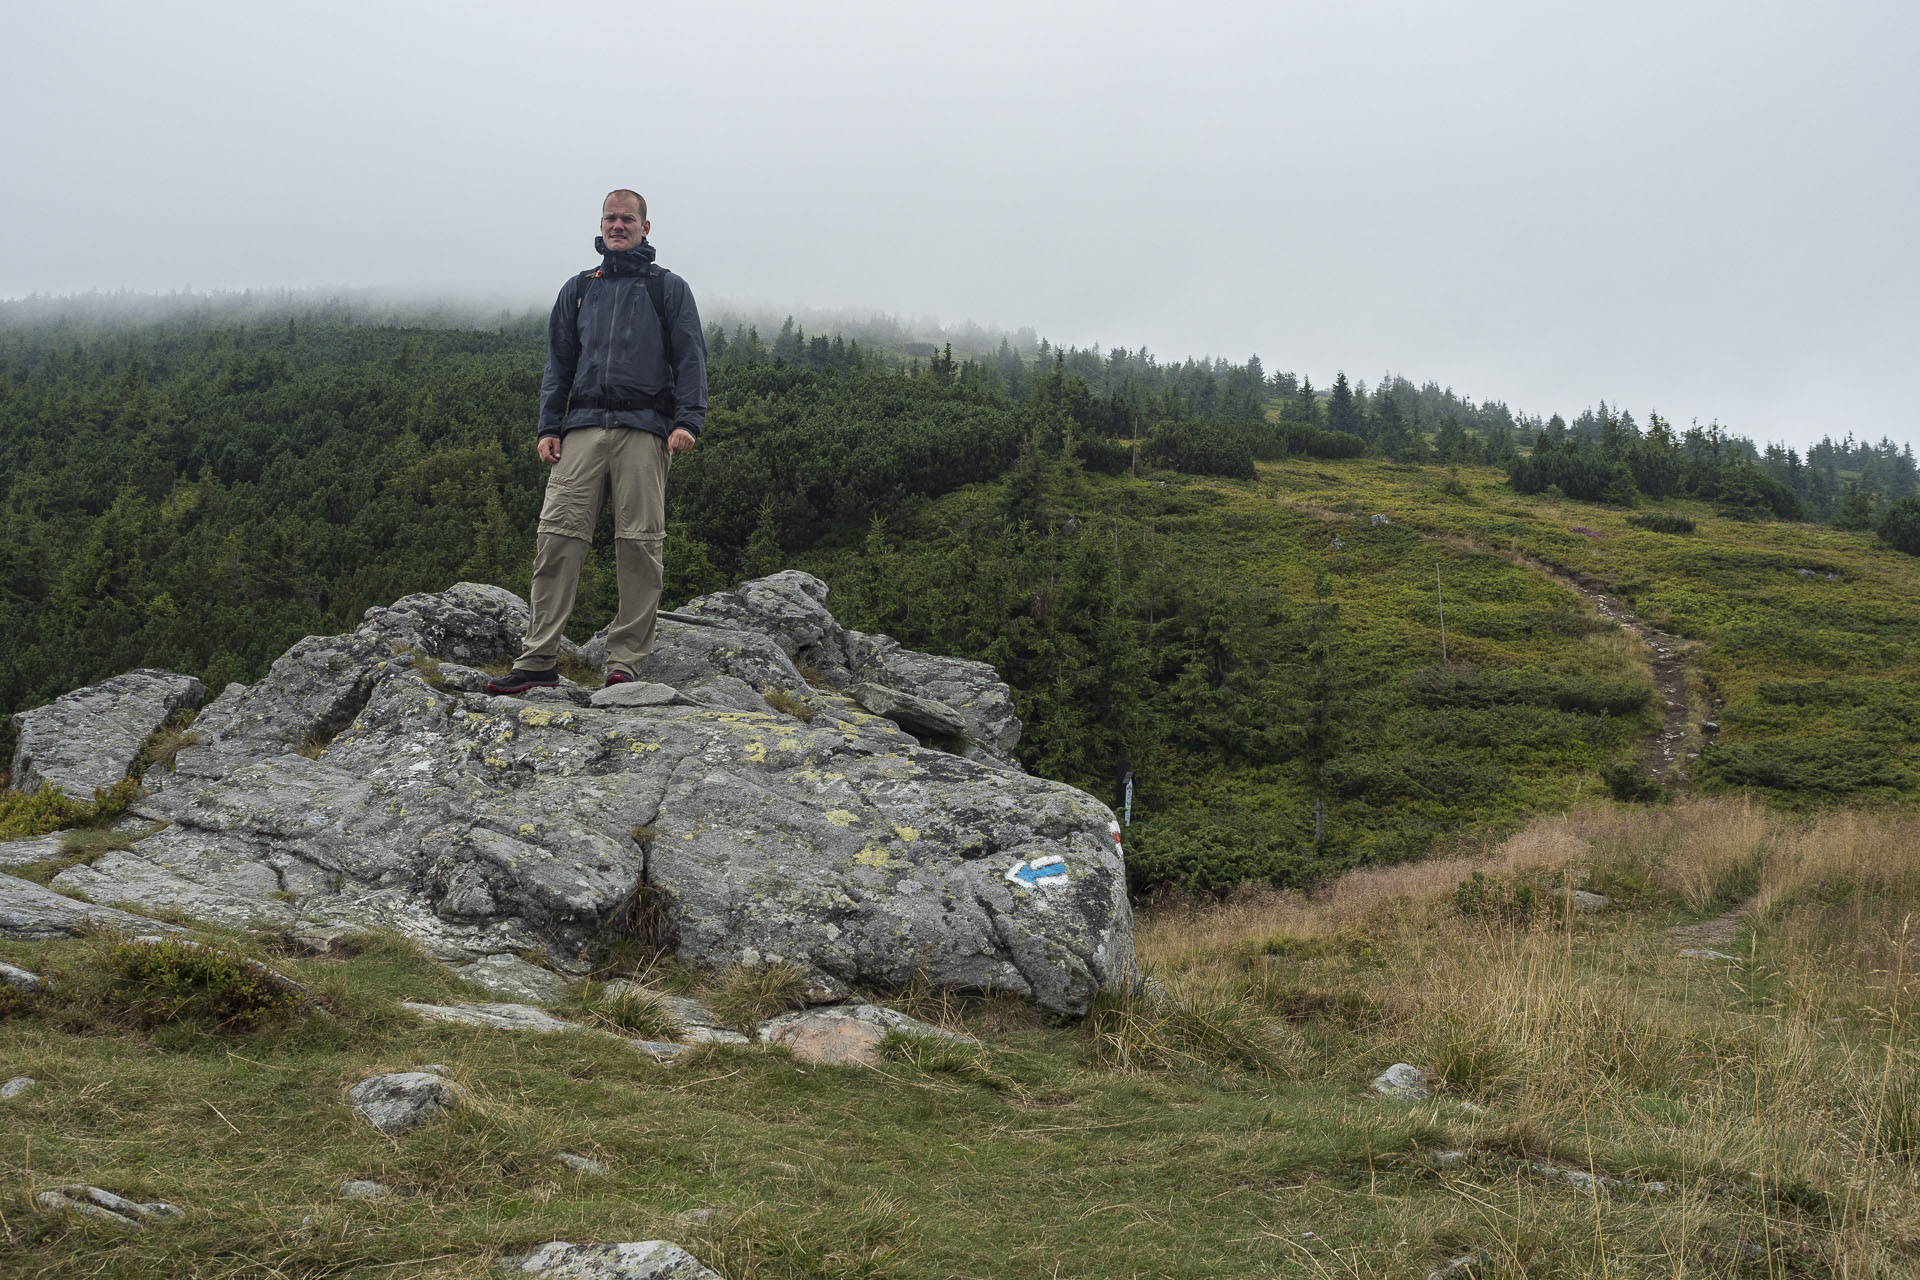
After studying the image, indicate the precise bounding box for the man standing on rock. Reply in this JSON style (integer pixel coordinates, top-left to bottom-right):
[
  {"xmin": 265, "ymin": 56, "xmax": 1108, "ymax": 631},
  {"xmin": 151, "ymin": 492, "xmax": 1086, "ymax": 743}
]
[{"xmin": 487, "ymin": 189, "xmax": 709, "ymax": 695}]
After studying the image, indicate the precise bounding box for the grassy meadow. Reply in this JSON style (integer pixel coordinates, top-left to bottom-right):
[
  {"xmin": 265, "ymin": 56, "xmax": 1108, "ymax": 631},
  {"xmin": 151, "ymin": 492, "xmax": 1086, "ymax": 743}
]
[
  {"xmin": 5, "ymin": 798, "xmax": 1918, "ymax": 1278},
  {"xmin": 804, "ymin": 454, "xmax": 1920, "ymax": 888},
  {"xmin": 1244, "ymin": 458, "xmax": 1920, "ymax": 805}
]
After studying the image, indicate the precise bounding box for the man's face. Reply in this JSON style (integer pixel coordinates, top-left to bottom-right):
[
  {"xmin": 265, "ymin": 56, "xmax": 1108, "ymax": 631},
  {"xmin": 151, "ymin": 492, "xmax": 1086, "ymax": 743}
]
[{"xmin": 601, "ymin": 196, "xmax": 648, "ymax": 251}]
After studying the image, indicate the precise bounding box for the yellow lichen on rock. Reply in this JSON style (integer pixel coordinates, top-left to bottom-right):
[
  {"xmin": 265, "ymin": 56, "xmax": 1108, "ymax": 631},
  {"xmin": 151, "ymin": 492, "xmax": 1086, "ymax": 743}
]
[
  {"xmin": 893, "ymin": 825, "xmax": 919, "ymax": 843},
  {"xmin": 825, "ymin": 809, "xmax": 859, "ymax": 827},
  {"xmin": 854, "ymin": 844, "xmax": 893, "ymax": 869}
]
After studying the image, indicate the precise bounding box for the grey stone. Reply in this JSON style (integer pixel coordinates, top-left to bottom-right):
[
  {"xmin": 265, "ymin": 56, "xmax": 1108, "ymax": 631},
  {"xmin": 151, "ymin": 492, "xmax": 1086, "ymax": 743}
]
[
  {"xmin": 456, "ymin": 954, "xmax": 571, "ymax": 1004},
  {"xmin": 502, "ymin": 1240, "xmax": 722, "ymax": 1279},
  {"xmin": 847, "ymin": 682, "xmax": 970, "ymax": 742},
  {"xmin": 36, "ymin": 1185, "xmax": 183, "ymax": 1228},
  {"xmin": 1567, "ymin": 889, "xmax": 1607, "ymax": 912},
  {"xmin": 0, "ymin": 871, "xmax": 182, "ymax": 941},
  {"xmin": 338, "ymin": 1179, "xmax": 394, "ymax": 1200},
  {"xmin": 432, "ymin": 663, "xmax": 495, "ymax": 693},
  {"xmin": 590, "ymin": 681, "xmax": 680, "ymax": 709},
  {"xmin": 556, "ymin": 1152, "xmax": 607, "ymax": 1175},
  {"xmin": 35, "ymin": 578, "xmax": 1136, "ymax": 1016},
  {"xmin": 842, "ymin": 631, "xmax": 1022, "ymax": 769},
  {"xmin": 401, "ymin": 1002, "xmax": 581, "ymax": 1034},
  {"xmin": 680, "ymin": 674, "xmax": 771, "ymax": 712},
  {"xmin": 1371, "ymin": 1063, "xmax": 1431, "ymax": 1100},
  {"xmin": 1, "ymin": 960, "xmax": 45, "ymax": 992},
  {"xmin": 672, "ymin": 1207, "xmax": 728, "ymax": 1226},
  {"xmin": 628, "ymin": 1039, "xmax": 690, "ymax": 1063},
  {"xmin": 1370, "ymin": 513, "xmax": 1391, "ymax": 525},
  {"xmin": 1679, "ymin": 948, "xmax": 1740, "ymax": 962},
  {"xmin": 625, "ymin": 619, "xmax": 811, "ymax": 704},
  {"xmin": 1531, "ymin": 1161, "xmax": 1611, "ymax": 1192},
  {"xmin": 11, "ymin": 669, "xmax": 205, "ymax": 799},
  {"xmin": 760, "ymin": 1003, "xmax": 977, "ymax": 1067},
  {"xmin": 675, "ymin": 572, "xmax": 1024, "ymax": 769},
  {"xmin": 347, "ymin": 1071, "xmax": 469, "ymax": 1135},
  {"xmin": 1, "ymin": 1077, "xmax": 36, "ymax": 1098},
  {"xmin": 0, "ymin": 835, "xmax": 67, "ymax": 867}
]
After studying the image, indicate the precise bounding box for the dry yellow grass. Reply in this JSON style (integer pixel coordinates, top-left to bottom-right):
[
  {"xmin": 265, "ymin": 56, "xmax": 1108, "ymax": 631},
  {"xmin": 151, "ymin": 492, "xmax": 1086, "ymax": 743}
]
[{"xmin": 1135, "ymin": 797, "xmax": 1920, "ymax": 1276}]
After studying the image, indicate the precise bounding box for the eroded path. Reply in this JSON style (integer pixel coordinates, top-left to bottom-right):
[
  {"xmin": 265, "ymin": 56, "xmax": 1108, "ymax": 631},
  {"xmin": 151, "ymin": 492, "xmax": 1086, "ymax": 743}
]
[{"xmin": 1516, "ymin": 557, "xmax": 1697, "ymax": 783}]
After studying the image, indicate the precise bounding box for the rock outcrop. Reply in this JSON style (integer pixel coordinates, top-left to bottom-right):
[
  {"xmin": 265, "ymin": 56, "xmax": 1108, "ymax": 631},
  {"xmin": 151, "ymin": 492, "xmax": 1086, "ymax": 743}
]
[
  {"xmin": 10, "ymin": 668, "xmax": 205, "ymax": 798},
  {"xmin": 0, "ymin": 873, "xmax": 184, "ymax": 941},
  {"xmin": 36, "ymin": 575, "xmax": 1133, "ymax": 1014}
]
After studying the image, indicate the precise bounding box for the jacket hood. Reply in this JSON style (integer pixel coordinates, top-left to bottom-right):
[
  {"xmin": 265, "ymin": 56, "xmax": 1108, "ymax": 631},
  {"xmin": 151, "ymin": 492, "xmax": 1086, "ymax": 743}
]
[{"xmin": 594, "ymin": 236, "xmax": 657, "ymax": 275}]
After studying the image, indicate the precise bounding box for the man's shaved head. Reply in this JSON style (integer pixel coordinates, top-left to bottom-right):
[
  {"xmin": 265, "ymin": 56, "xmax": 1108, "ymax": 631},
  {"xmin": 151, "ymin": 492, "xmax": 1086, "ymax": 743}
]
[{"xmin": 604, "ymin": 189, "xmax": 647, "ymax": 221}]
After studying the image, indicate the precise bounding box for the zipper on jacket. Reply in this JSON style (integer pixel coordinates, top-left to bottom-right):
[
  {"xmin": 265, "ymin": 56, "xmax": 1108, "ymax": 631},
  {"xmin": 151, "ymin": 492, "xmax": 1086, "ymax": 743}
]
[{"xmin": 600, "ymin": 278, "xmax": 619, "ymax": 429}]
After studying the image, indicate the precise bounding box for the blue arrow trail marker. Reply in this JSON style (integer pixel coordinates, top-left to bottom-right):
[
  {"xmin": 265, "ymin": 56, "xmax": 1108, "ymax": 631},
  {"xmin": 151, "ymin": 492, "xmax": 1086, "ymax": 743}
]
[{"xmin": 1006, "ymin": 855, "xmax": 1069, "ymax": 888}]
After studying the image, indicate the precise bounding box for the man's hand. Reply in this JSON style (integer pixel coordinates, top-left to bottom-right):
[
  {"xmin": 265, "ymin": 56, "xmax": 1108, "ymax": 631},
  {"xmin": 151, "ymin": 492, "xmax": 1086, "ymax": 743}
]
[
  {"xmin": 668, "ymin": 428, "xmax": 696, "ymax": 455},
  {"xmin": 538, "ymin": 436, "xmax": 562, "ymax": 465}
]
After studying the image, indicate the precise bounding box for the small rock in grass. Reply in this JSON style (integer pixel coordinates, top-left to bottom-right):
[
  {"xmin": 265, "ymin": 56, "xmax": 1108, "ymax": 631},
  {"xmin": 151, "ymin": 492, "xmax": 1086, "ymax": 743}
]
[
  {"xmin": 1679, "ymin": 948, "xmax": 1740, "ymax": 962},
  {"xmin": 338, "ymin": 1179, "xmax": 394, "ymax": 1200},
  {"xmin": 1, "ymin": 1077, "xmax": 37, "ymax": 1098},
  {"xmin": 501, "ymin": 1240, "xmax": 723, "ymax": 1279},
  {"xmin": 1371, "ymin": 1063, "xmax": 1430, "ymax": 1101},
  {"xmin": 401, "ymin": 1001, "xmax": 578, "ymax": 1033},
  {"xmin": 37, "ymin": 1185, "xmax": 183, "ymax": 1228},
  {"xmin": 557, "ymin": 1152, "xmax": 607, "ymax": 1175},
  {"xmin": 0, "ymin": 961, "xmax": 46, "ymax": 992},
  {"xmin": 456, "ymin": 954, "xmax": 571, "ymax": 1004},
  {"xmin": 1567, "ymin": 889, "xmax": 1607, "ymax": 912},
  {"xmin": 628, "ymin": 1039, "xmax": 690, "ymax": 1063},
  {"xmin": 347, "ymin": 1071, "xmax": 468, "ymax": 1136},
  {"xmin": 759, "ymin": 1004, "xmax": 977, "ymax": 1067}
]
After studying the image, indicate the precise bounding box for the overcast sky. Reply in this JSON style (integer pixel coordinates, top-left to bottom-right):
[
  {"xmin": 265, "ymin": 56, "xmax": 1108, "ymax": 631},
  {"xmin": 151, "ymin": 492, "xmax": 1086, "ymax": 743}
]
[{"xmin": 4, "ymin": 1, "xmax": 1914, "ymax": 452}]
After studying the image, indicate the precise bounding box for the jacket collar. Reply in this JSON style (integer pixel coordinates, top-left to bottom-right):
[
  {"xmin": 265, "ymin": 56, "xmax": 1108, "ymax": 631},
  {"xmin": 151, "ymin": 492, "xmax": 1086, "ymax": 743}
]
[{"xmin": 594, "ymin": 236, "xmax": 657, "ymax": 276}]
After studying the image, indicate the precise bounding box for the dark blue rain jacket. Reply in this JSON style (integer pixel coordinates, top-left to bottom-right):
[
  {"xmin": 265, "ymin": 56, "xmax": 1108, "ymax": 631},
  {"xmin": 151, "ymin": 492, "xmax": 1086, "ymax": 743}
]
[{"xmin": 538, "ymin": 236, "xmax": 708, "ymax": 442}]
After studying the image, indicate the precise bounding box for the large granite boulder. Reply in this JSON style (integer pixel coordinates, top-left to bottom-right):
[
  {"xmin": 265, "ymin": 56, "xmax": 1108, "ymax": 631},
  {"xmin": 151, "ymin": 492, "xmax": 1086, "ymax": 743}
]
[
  {"xmin": 10, "ymin": 668, "xmax": 205, "ymax": 797},
  {"xmin": 42, "ymin": 578, "xmax": 1134, "ymax": 1015},
  {"xmin": 662, "ymin": 572, "xmax": 1022, "ymax": 768}
]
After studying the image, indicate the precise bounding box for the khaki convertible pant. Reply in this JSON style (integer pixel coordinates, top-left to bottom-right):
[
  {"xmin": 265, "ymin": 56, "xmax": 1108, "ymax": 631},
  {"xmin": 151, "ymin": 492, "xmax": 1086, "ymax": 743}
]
[{"xmin": 516, "ymin": 427, "xmax": 669, "ymax": 676}]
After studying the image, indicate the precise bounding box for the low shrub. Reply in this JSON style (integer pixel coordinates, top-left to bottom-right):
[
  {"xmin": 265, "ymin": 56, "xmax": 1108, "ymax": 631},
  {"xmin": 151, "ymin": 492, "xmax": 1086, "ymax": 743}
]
[
  {"xmin": 0, "ymin": 777, "xmax": 138, "ymax": 840},
  {"xmin": 1601, "ymin": 763, "xmax": 1662, "ymax": 803},
  {"xmin": 102, "ymin": 936, "xmax": 304, "ymax": 1029},
  {"xmin": 1627, "ymin": 512, "xmax": 1696, "ymax": 535}
]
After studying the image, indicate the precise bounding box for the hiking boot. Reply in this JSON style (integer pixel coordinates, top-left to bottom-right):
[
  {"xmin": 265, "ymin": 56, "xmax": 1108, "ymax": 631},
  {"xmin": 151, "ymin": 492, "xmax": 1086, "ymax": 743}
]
[
  {"xmin": 604, "ymin": 670, "xmax": 634, "ymax": 688},
  {"xmin": 485, "ymin": 667, "xmax": 559, "ymax": 695}
]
